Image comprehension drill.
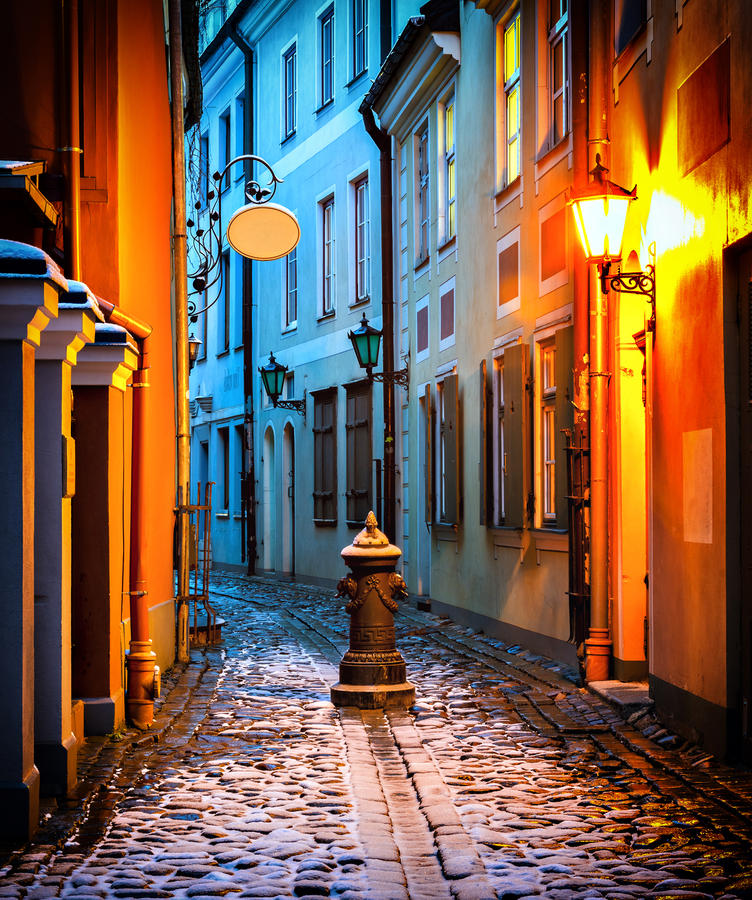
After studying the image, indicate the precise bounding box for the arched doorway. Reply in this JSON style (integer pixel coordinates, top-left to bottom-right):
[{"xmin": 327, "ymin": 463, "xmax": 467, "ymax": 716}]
[
  {"xmin": 262, "ymin": 425, "xmax": 275, "ymax": 572},
  {"xmin": 282, "ymin": 423, "xmax": 295, "ymax": 574}
]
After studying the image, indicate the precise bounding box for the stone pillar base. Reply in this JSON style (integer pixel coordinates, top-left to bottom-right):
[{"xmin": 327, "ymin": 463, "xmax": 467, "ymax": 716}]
[
  {"xmin": 331, "ymin": 681, "xmax": 416, "ymax": 709},
  {"xmin": 585, "ymin": 628, "xmax": 612, "ymax": 683},
  {"xmin": 0, "ymin": 766, "xmax": 40, "ymax": 841},
  {"xmin": 35, "ymin": 732, "xmax": 78, "ymax": 797},
  {"xmin": 77, "ymin": 691, "xmax": 125, "ymax": 736}
]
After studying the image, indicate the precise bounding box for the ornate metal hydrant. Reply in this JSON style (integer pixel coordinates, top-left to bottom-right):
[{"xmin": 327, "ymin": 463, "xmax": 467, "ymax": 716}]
[{"xmin": 330, "ymin": 512, "xmax": 415, "ymax": 709}]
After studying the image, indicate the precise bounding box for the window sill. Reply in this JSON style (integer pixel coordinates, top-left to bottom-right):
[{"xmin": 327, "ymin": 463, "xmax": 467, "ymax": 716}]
[
  {"xmin": 433, "ymin": 522, "xmax": 458, "ymax": 539},
  {"xmin": 437, "ymin": 234, "xmax": 456, "ymax": 260},
  {"xmin": 345, "ymin": 70, "xmax": 368, "ymax": 90},
  {"xmin": 315, "ymin": 98, "xmax": 334, "ymax": 115},
  {"xmin": 414, "ymin": 256, "xmax": 430, "ymax": 275},
  {"xmin": 317, "ymin": 309, "xmax": 336, "ymax": 323},
  {"xmin": 234, "ymin": 344, "xmax": 243, "ymax": 352},
  {"xmin": 216, "ymin": 511, "xmax": 230, "ymax": 519},
  {"xmin": 494, "ymin": 176, "xmax": 522, "ymax": 215},
  {"xmin": 217, "ymin": 348, "xmax": 230, "ymax": 358},
  {"xmin": 349, "ymin": 295, "xmax": 370, "ymax": 310},
  {"xmin": 534, "ymin": 134, "xmax": 572, "ymax": 182},
  {"xmin": 281, "ymin": 323, "xmax": 297, "ymax": 335},
  {"xmin": 281, "ymin": 130, "xmax": 296, "ymax": 147},
  {"xmin": 314, "ymin": 518, "xmax": 337, "ymax": 528},
  {"xmin": 489, "ymin": 526, "xmax": 524, "ymax": 548},
  {"xmin": 532, "ymin": 528, "xmax": 568, "ymax": 552}
]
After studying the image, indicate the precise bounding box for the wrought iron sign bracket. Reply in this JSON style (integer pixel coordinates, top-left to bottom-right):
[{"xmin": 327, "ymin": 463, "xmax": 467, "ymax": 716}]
[
  {"xmin": 600, "ymin": 242, "xmax": 657, "ymax": 333},
  {"xmin": 271, "ymin": 390, "xmax": 307, "ymax": 422}
]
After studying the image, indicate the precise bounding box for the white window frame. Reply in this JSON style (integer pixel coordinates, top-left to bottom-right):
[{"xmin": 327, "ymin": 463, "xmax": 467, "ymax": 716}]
[
  {"xmin": 437, "ymin": 89, "xmax": 456, "ymax": 246},
  {"xmin": 281, "ymin": 39, "xmax": 297, "ymax": 141},
  {"xmin": 495, "ymin": 7, "xmax": 521, "ymax": 191},
  {"xmin": 414, "ymin": 121, "xmax": 430, "ymax": 267},
  {"xmin": 283, "ymin": 246, "xmax": 298, "ymax": 331},
  {"xmin": 219, "ymin": 107, "xmax": 231, "ymax": 186},
  {"xmin": 319, "ymin": 193, "xmax": 336, "ymax": 317},
  {"xmin": 234, "ymin": 95, "xmax": 245, "ymax": 180},
  {"xmin": 415, "ymin": 293, "xmax": 430, "ymax": 363},
  {"xmin": 497, "ymin": 225, "xmax": 521, "ymax": 319},
  {"xmin": 199, "ymin": 131, "xmax": 209, "ymax": 208},
  {"xmin": 352, "ymin": 0, "xmax": 368, "ymax": 79},
  {"xmin": 318, "ymin": 4, "xmax": 335, "ymax": 108},
  {"xmin": 538, "ymin": 194, "xmax": 569, "ymax": 297},
  {"xmin": 352, "ymin": 173, "xmax": 370, "ymax": 304},
  {"xmin": 548, "ymin": 0, "xmax": 569, "ymax": 148},
  {"xmin": 438, "ymin": 275, "xmax": 456, "ymax": 353}
]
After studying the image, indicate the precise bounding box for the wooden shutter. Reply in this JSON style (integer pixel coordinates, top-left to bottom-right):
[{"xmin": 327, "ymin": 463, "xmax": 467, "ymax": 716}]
[
  {"xmin": 424, "ymin": 384, "xmax": 433, "ymax": 526},
  {"xmin": 479, "ymin": 360, "xmax": 492, "ymax": 525},
  {"xmin": 346, "ymin": 384, "xmax": 372, "ymax": 523},
  {"xmin": 443, "ymin": 373, "xmax": 459, "ymax": 524},
  {"xmin": 555, "ymin": 326, "xmax": 574, "ymax": 529},
  {"xmin": 504, "ymin": 343, "xmax": 527, "ymax": 528},
  {"xmin": 314, "ymin": 391, "xmax": 337, "ymax": 523}
]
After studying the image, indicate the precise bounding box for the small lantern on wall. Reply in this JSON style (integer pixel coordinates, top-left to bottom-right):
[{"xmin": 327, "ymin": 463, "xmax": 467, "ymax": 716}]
[
  {"xmin": 258, "ymin": 351, "xmax": 306, "ymax": 419},
  {"xmin": 347, "ymin": 313, "xmax": 409, "ymax": 389}
]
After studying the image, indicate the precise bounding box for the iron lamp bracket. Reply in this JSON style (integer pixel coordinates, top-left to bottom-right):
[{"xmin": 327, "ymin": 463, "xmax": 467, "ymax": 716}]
[{"xmin": 599, "ymin": 242, "xmax": 657, "ymax": 333}]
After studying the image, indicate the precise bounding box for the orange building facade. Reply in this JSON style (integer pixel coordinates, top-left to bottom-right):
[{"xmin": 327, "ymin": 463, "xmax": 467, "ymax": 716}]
[{"xmin": 0, "ymin": 0, "xmax": 180, "ymax": 839}]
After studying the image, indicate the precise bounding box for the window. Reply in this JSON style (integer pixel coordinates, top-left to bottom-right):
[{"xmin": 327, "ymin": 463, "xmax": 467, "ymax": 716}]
[
  {"xmin": 497, "ymin": 227, "xmax": 520, "ymax": 318},
  {"xmin": 416, "ymin": 294, "xmax": 429, "ymax": 362},
  {"xmin": 313, "ymin": 390, "xmax": 337, "ymax": 523},
  {"xmin": 219, "ymin": 109, "xmax": 231, "ymax": 181},
  {"xmin": 218, "ymin": 426, "xmax": 229, "ymax": 511},
  {"xmin": 436, "ymin": 373, "xmax": 459, "ymax": 525},
  {"xmin": 320, "ymin": 7, "xmax": 334, "ymax": 106},
  {"xmin": 439, "ymin": 278, "xmax": 455, "ymax": 351},
  {"xmin": 220, "ymin": 252, "xmax": 230, "ymax": 352},
  {"xmin": 322, "ymin": 196, "xmax": 335, "ymax": 315},
  {"xmin": 352, "ymin": 0, "xmax": 367, "ymax": 78},
  {"xmin": 200, "ymin": 132, "xmax": 209, "ymax": 207},
  {"xmin": 283, "ymin": 44, "xmax": 296, "ymax": 139},
  {"xmin": 416, "ymin": 124, "xmax": 429, "ymax": 264},
  {"xmin": 346, "ymin": 382, "xmax": 372, "ymax": 524},
  {"xmin": 235, "ymin": 96, "xmax": 245, "ymax": 159},
  {"xmin": 614, "ymin": 0, "xmax": 646, "ymax": 56},
  {"xmin": 501, "ymin": 10, "xmax": 521, "ymax": 185},
  {"xmin": 444, "ymin": 94, "xmax": 456, "ymax": 240},
  {"xmin": 354, "ymin": 177, "xmax": 370, "ymax": 302},
  {"xmin": 535, "ymin": 326, "xmax": 573, "ymax": 529},
  {"xmin": 494, "ymin": 357, "xmax": 506, "ymax": 524},
  {"xmin": 285, "ymin": 247, "xmax": 298, "ymax": 329},
  {"xmin": 197, "ymin": 289, "xmax": 207, "ymax": 361},
  {"xmin": 548, "ymin": 0, "xmax": 569, "ymax": 146}
]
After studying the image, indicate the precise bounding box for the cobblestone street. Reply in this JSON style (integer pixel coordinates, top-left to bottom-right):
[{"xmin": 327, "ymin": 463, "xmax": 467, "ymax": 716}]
[{"xmin": 3, "ymin": 574, "xmax": 752, "ymax": 900}]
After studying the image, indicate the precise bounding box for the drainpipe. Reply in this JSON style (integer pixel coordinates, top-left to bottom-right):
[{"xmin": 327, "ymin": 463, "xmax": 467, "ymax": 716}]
[
  {"xmin": 169, "ymin": 0, "xmax": 192, "ymax": 664},
  {"xmin": 229, "ymin": 24, "xmax": 257, "ymax": 576},
  {"xmin": 97, "ymin": 298, "xmax": 158, "ymax": 728},
  {"xmin": 585, "ymin": 0, "xmax": 612, "ymax": 682},
  {"xmin": 361, "ymin": 106, "xmax": 397, "ymax": 543},
  {"xmin": 64, "ymin": 0, "xmax": 82, "ymax": 279}
]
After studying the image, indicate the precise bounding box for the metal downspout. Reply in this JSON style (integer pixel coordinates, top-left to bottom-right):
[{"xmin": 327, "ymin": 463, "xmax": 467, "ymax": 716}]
[
  {"xmin": 229, "ymin": 24, "xmax": 257, "ymax": 576},
  {"xmin": 97, "ymin": 299, "xmax": 158, "ymax": 728},
  {"xmin": 361, "ymin": 106, "xmax": 397, "ymax": 543},
  {"xmin": 65, "ymin": 0, "xmax": 82, "ymax": 280},
  {"xmin": 585, "ymin": 0, "xmax": 612, "ymax": 681},
  {"xmin": 169, "ymin": 0, "xmax": 192, "ymax": 665}
]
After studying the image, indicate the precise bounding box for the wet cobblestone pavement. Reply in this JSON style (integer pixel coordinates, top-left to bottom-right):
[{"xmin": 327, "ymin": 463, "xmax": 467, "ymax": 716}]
[{"xmin": 3, "ymin": 574, "xmax": 752, "ymax": 899}]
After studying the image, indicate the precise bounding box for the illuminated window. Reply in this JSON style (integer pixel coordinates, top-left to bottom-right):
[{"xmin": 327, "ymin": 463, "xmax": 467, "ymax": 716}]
[
  {"xmin": 320, "ymin": 7, "xmax": 334, "ymax": 106},
  {"xmin": 444, "ymin": 94, "xmax": 456, "ymax": 239},
  {"xmin": 352, "ymin": 0, "xmax": 367, "ymax": 78},
  {"xmin": 416, "ymin": 124, "xmax": 429, "ymax": 263},
  {"xmin": 354, "ymin": 177, "xmax": 370, "ymax": 301},
  {"xmin": 283, "ymin": 44, "xmax": 296, "ymax": 139},
  {"xmin": 321, "ymin": 196, "xmax": 335, "ymax": 315},
  {"xmin": 220, "ymin": 251, "xmax": 230, "ymax": 353},
  {"xmin": 503, "ymin": 10, "xmax": 521, "ymax": 184},
  {"xmin": 548, "ymin": 0, "xmax": 569, "ymax": 145}
]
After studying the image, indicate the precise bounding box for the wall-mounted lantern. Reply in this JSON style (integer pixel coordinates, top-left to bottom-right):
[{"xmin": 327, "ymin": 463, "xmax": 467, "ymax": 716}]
[
  {"xmin": 258, "ymin": 352, "xmax": 306, "ymax": 420},
  {"xmin": 188, "ymin": 333, "xmax": 202, "ymax": 370},
  {"xmin": 348, "ymin": 313, "xmax": 409, "ymax": 389}
]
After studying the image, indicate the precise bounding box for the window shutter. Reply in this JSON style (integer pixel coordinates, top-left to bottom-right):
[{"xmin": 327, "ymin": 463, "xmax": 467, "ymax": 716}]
[
  {"xmin": 443, "ymin": 373, "xmax": 459, "ymax": 524},
  {"xmin": 314, "ymin": 391, "xmax": 337, "ymax": 523},
  {"xmin": 555, "ymin": 325, "xmax": 574, "ymax": 529},
  {"xmin": 479, "ymin": 360, "xmax": 491, "ymax": 525},
  {"xmin": 424, "ymin": 384, "xmax": 433, "ymax": 526},
  {"xmin": 346, "ymin": 384, "xmax": 372, "ymax": 523},
  {"xmin": 503, "ymin": 342, "xmax": 527, "ymax": 528}
]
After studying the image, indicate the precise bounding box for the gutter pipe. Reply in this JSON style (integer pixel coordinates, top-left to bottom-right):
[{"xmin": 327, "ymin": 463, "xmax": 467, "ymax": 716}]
[
  {"xmin": 228, "ymin": 24, "xmax": 257, "ymax": 576},
  {"xmin": 97, "ymin": 298, "xmax": 159, "ymax": 728},
  {"xmin": 65, "ymin": 0, "xmax": 82, "ymax": 280}
]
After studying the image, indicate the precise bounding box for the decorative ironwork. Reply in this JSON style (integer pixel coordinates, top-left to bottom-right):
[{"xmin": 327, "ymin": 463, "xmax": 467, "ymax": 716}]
[
  {"xmin": 186, "ymin": 154, "xmax": 284, "ymax": 320},
  {"xmin": 270, "ymin": 394, "xmax": 307, "ymax": 420},
  {"xmin": 600, "ymin": 241, "xmax": 657, "ymax": 333},
  {"xmin": 370, "ymin": 361, "xmax": 410, "ymax": 390}
]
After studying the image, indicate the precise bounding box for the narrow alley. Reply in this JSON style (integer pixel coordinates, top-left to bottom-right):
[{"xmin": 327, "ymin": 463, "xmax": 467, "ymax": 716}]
[{"xmin": 2, "ymin": 576, "xmax": 752, "ymax": 900}]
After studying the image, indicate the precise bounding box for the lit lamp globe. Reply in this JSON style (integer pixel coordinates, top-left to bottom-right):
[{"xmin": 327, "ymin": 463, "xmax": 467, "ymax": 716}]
[
  {"xmin": 227, "ymin": 202, "xmax": 301, "ymax": 261},
  {"xmin": 568, "ymin": 154, "xmax": 636, "ymax": 263},
  {"xmin": 348, "ymin": 313, "xmax": 382, "ymax": 372},
  {"xmin": 259, "ymin": 352, "xmax": 288, "ymax": 405}
]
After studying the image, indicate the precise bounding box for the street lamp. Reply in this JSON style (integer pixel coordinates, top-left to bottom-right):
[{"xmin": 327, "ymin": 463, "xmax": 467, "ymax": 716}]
[
  {"xmin": 568, "ymin": 154, "xmax": 656, "ymax": 329},
  {"xmin": 258, "ymin": 352, "xmax": 306, "ymax": 420},
  {"xmin": 188, "ymin": 333, "xmax": 202, "ymax": 370},
  {"xmin": 348, "ymin": 313, "xmax": 409, "ymax": 389}
]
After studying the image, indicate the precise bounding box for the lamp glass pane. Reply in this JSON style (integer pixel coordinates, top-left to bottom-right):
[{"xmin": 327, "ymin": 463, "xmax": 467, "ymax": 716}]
[{"xmin": 574, "ymin": 195, "xmax": 631, "ymax": 260}]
